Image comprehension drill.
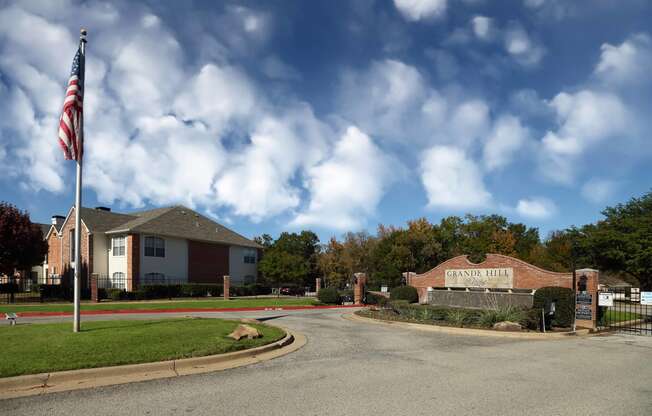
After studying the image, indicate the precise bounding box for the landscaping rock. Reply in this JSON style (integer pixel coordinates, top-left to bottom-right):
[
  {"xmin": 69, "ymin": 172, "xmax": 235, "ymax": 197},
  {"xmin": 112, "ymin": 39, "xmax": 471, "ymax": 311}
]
[
  {"xmin": 493, "ymin": 321, "xmax": 523, "ymax": 332},
  {"xmin": 239, "ymin": 318, "xmax": 262, "ymax": 324},
  {"xmin": 228, "ymin": 324, "xmax": 262, "ymax": 340}
]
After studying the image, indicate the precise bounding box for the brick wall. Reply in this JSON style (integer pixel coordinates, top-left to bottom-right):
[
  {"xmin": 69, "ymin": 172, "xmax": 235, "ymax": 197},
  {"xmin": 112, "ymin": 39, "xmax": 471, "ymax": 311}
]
[
  {"xmin": 188, "ymin": 240, "xmax": 229, "ymax": 284},
  {"xmin": 59, "ymin": 207, "xmax": 91, "ymax": 286},
  {"xmin": 127, "ymin": 234, "xmax": 140, "ymax": 291},
  {"xmin": 46, "ymin": 231, "xmax": 62, "ymax": 278},
  {"xmin": 410, "ymin": 254, "xmax": 573, "ymax": 302}
]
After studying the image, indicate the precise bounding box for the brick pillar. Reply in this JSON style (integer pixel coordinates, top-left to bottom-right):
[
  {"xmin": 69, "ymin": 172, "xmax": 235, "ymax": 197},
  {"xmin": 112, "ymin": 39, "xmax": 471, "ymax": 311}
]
[
  {"xmin": 90, "ymin": 273, "xmax": 99, "ymax": 303},
  {"xmin": 353, "ymin": 273, "xmax": 367, "ymax": 305},
  {"xmin": 223, "ymin": 275, "xmax": 230, "ymax": 300},
  {"xmin": 315, "ymin": 278, "xmax": 321, "ymax": 293},
  {"xmin": 575, "ymin": 269, "xmax": 599, "ymax": 330},
  {"xmin": 126, "ymin": 234, "xmax": 140, "ymax": 292}
]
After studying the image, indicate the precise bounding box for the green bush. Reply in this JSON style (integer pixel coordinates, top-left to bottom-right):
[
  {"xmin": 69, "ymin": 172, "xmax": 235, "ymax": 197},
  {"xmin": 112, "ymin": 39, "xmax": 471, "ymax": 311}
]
[
  {"xmin": 446, "ymin": 309, "xmax": 470, "ymax": 327},
  {"xmin": 107, "ymin": 288, "xmax": 124, "ymax": 301},
  {"xmin": 140, "ymin": 284, "xmax": 182, "ymax": 299},
  {"xmin": 365, "ymin": 292, "xmax": 390, "ymax": 307},
  {"xmin": 533, "ymin": 287, "xmax": 574, "ymax": 328},
  {"xmin": 522, "ymin": 308, "xmax": 543, "ymax": 331},
  {"xmin": 39, "ymin": 284, "xmax": 71, "ymax": 301},
  {"xmin": 390, "ymin": 286, "xmax": 418, "ymax": 303},
  {"xmin": 317, "ymin": 287, "xmax": 341, "ymax": 304},
  {"xmin": 180, "ymin": 284, "xmax": 222, "ymax": 297},
  {"xmin": 478, "ymin": 305, "xmax": 527, "ymax": 328}
]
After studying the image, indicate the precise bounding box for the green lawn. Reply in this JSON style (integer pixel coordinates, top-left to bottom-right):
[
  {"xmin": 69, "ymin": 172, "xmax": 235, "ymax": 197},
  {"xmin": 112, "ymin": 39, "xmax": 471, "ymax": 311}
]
[
  {"xmin": 0, "ymin": 297, "xmax": 319, "ymax": 314},
  {"xmin": 604, "ymin": 310, "xmax": 641, "ymax": 322},
  {"xmin": 0, "ymin": 318, "xmax": 285, "ymax": 378}
]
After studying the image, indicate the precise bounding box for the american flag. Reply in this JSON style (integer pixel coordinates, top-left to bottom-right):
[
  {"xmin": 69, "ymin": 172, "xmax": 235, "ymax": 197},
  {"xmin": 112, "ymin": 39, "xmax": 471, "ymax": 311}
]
[{"xmin": 58, "ymin": 44, "xmax": 85, "ymax": 161}]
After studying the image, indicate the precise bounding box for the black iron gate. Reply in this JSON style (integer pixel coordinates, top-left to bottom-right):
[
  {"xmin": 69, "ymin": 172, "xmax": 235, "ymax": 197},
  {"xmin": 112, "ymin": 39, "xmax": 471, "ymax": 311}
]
[{"xmin": 598, "ymin": 288, "xmax": 651, "ymax": 336}]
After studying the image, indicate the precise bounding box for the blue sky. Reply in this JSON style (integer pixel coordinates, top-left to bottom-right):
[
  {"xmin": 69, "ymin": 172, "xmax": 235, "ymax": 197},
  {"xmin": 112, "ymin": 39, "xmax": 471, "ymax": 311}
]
[{"xmin": 0, "ymin": 0, "xmax": 651, "ymax": 242}]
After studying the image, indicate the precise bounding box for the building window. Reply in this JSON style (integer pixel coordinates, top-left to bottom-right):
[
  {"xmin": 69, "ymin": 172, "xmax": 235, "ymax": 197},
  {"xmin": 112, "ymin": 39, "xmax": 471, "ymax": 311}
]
[
  {"xmin": 145, "ymin": 237, "xmax": 165, "ymax": 257},
  {"xmin": 69, "ymin": 229, "xmax": 75, "ymax": 260},
  {"xmin": 243, "ymin": 248, "xmax": 256, "ymax": 264},
  {"xmin": 112, "ymin": 272, "xmax": 126, "ymax": 289},
  {"xmin": 112, "ymin": 236, "xmax": 126, "ymax": 256},
  {"xmin": 143, "ymin": 272, "xmax": 165, "ymax": 284}
]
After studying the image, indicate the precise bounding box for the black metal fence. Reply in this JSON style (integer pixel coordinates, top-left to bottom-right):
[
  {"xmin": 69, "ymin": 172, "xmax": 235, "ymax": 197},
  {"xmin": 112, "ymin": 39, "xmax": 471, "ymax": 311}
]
[
  {"xmin": 599, "ymin": 288, "xmax": 651, "ymax": 336},
  {"xmin": 0, "ymin": 275, "xmax": 66, "ymax": 304}
]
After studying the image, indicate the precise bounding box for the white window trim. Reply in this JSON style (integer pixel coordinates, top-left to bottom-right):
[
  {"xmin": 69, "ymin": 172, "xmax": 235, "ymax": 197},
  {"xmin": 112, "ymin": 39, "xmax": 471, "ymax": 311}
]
[{"xmin": 112, "ymin": 236, "xmax": 126, "ymax": 257}]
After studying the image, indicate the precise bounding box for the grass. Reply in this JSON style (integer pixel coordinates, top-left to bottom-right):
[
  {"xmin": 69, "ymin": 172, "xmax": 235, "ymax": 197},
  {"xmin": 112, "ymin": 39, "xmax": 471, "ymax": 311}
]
[
  {"xmin": 604, "ymin": 310, "xmax": 641, "ymax": 322},
  {"xmin": 0, "ymin": 297, "xmax": 320, "ymax": 314},
  {"xmin": 0, "ymin": 318, "xmax": 285, "ymax": 378}
]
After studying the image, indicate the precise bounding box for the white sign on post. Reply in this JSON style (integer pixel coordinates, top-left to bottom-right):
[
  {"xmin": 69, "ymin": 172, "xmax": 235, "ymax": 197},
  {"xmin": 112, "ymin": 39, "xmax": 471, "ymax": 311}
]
[
  {"xmin": 640, "ymin": 291, "xmax": 652, "ymax": 305},
  {"xmin": 381, "ymin": 286, "xmax": 388, "ymax": 293},
  {"xmin": 598, "ymin": 292, "xmax": 614, "ymax": 307}
]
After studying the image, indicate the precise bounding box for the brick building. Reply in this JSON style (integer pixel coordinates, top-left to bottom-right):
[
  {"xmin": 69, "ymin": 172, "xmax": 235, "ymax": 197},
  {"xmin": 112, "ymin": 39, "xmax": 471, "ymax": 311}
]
[{"xmin": 42, "ymin": 205, "xmax": 261, "ymax": 289}]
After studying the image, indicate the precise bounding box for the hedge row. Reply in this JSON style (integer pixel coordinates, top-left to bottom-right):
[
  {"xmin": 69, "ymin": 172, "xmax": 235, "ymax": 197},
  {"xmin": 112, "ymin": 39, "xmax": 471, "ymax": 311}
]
[
  {"xmin": 100, "ymin": 283, "xmax": 274, "ymax": 301},
  {"xmin": 389, "ymin": 286, "xmax": 419, "ymax": 303},
  {"xmin": 379, "ymin": 302, "xmax": 541, "ymax": 330}
]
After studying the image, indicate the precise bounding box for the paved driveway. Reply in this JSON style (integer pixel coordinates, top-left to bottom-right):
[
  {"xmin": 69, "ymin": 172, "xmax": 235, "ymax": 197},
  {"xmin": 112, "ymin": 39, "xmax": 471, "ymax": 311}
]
[{"xmin": 2, "ymin": 309, "xmax": 652, "ymax": 416}]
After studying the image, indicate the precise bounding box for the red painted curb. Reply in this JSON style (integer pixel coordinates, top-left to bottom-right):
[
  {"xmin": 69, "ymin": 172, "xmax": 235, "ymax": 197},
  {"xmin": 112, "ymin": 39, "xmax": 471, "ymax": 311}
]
[{"xmin": 16, "ymin": 304, "xmax": 362, "ymax": 318}]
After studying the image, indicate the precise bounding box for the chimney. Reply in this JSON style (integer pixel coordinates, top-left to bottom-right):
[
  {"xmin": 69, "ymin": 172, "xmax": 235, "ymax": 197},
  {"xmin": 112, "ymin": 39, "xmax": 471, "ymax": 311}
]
[
  {"xmin": 95, "ymin": 206, "xmax": 111, "ymax": 212},
  {"xmin": 51, "ymin": 215, "xmax": 65, "ymax": 225}
]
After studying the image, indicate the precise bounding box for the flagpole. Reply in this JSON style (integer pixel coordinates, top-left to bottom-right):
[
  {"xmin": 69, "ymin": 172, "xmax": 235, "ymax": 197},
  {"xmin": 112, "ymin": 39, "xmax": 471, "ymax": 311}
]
[{"xmin": 73, "ymin": 28, "xmax": 87, "ymax": 333}]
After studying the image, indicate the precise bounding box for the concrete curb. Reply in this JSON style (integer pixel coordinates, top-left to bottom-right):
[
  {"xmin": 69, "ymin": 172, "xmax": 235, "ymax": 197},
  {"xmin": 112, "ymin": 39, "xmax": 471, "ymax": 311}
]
[
  {"xmin": 345, "ymin": 313, "xmax": 592, "ymax": 339},
  {"xmin": 0, "ymin": 327, "xmax": 306, "ymax": 400}
]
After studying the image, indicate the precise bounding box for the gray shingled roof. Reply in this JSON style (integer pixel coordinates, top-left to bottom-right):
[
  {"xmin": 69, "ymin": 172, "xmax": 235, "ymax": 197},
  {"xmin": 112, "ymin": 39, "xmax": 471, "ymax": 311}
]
[
  {"xmin": 78, "ymin": 206, "xmax": 260, "ymax": 248},
  {"xmin": 37, "ymin": 223, "xmax": 51, "ymax": 239},
  {"xmin": 79, "ymin": 208, "xmax": 137, "ymax": 233}
]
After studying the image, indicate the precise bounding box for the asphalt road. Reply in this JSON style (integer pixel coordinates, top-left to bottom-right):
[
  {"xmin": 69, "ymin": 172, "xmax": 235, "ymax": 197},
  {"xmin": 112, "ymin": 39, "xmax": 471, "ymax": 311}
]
[{"xmin": 2, "ymin": 309, "xmax": 652, "ymax": 416}]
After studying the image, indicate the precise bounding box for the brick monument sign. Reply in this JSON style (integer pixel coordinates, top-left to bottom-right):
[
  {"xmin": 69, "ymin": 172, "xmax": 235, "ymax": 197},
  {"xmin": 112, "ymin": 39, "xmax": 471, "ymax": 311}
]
[{"xmin": 408, "ymin": 254, "xmax": 599, "ymax": 329}]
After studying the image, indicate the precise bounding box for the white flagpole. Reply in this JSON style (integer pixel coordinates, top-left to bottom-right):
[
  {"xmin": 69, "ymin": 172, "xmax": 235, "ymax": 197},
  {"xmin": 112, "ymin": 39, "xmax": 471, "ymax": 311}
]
[{"xmin": 73, "ymin": 28, "xmax": 87, "ymax": 333}]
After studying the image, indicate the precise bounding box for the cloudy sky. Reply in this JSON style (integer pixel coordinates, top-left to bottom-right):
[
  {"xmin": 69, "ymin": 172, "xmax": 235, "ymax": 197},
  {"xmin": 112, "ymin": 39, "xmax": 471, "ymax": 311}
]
[{"xmin": 1, "ymin": 0, "xmax": 651, "ymax": 241}]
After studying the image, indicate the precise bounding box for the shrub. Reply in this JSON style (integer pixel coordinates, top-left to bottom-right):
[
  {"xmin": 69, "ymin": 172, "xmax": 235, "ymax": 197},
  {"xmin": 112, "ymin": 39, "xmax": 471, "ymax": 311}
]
[
  {"xmin": 180, "ymin": 284, "xmax": 222, "ymax": 297},
  {"xmin": 390, "ymin": 286, "xmax": 418, "ymax": 303},
  {"xmin": 38, "ymin": 284, "xmax": 71, "ymax": 301},
  {"xmin": 522, "ymin": 308, "xmax": 543, "ymax": 331},
  {"xmin": 479, "ymin": 305, "xmax": 527, "ymax": 328},
  {"xmin": 141, "ymin": 284, "xmax": 182, "ymax": 299},
  {"xmin": 317, "ymin": 287, "xmax": 341, "ymax": 304},
  {"xmin": 365, "ymin": 292, "xmax": 390, "ymax": 307},
  {"xmin": 107, "ymin": 288, "xmax": 124, "ymax": 301},
  {"xmin": 446, "ymin": 309, "xmax": 470, "ymax": 327},
  {"xmin": 533, "ymin": 287, "xmax": 574, "ymax": 328}
]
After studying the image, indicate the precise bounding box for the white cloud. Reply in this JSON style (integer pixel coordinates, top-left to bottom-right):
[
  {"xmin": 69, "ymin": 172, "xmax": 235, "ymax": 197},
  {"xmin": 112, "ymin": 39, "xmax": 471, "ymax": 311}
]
[
  {"xmin": 213, "ymin": 106, "xmax": 331, "ymax": 222},
  {"xmin": 503, "ymin": 23, "xmax": 545, "ymax": 67},
  {"xmin": 393, "ymin": 0, "xmax": 447, "ymax": 21},
  {"xmin": 483, "ymin": 114, "xmax": 530, "ymax": 171},
  {"xmin": 471, "ymin": 16, "xmax": 493, "ymax": 40},
  {"xmin": 291, "ymin": 126, "xmax": 393, "ymax": 230},
  {"xmin": 516, "ymin": 197, "xmax": 556, "ymax": 219},
  {"xmin": 338, "ymin": 59, "xmax": 428, "ymax": 140},
  {"xmin": 594, "ymin": 33, "xmax": 652, "ymax": 87},
  {"xmin": 581, "ymin": 179, "xmax": 618, "ymax": 204},
  {"xmin": 420, "ymin": 146, "xmax": 491, "ymax": 209},
  {"xmin": 540, "ymin": 90, "xmax": 629, "ymax": 183},
  {"xmin": 173, "ymin": 63, "xmax": 258, "ymax": 133}
]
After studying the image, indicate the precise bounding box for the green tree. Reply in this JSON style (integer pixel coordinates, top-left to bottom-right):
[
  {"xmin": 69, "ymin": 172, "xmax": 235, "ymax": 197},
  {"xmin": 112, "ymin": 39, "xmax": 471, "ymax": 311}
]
[
  {"xmin": 257, "ymin": 231, "xmax": 320, "ymax": 289},
  {"xmin": 258, "ymin": 248, "xmax": 309, "ymax": 289},
  {"xmin": 0, "ymin": 202, "xmax": 47, "ymax": 277},
  {"xmin": 588, "ymin": 192, "xmax": 652, "ymax": 289}
]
